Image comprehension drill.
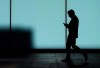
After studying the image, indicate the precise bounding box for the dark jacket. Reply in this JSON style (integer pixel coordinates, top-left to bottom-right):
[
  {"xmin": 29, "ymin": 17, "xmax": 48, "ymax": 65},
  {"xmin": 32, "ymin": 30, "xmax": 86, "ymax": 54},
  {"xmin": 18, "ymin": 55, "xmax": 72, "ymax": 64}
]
[{"xmin": 68, "ymin": 15, "xmax": 79, "ymax": 38}]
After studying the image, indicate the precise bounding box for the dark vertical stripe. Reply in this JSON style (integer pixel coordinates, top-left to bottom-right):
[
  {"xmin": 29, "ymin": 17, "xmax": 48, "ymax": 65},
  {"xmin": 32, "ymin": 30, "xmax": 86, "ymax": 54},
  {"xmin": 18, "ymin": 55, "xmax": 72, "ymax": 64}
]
[
  {"xmin": 10, "ymin": 0, "xmax": 11, "ymax": 30},
  {"xmin": 10, "ymin": 0, "xmax": 12, "ymax": 47},
  {"xmin": 65, "ymin": 0, "xmax": 67, "ymax": 44}
]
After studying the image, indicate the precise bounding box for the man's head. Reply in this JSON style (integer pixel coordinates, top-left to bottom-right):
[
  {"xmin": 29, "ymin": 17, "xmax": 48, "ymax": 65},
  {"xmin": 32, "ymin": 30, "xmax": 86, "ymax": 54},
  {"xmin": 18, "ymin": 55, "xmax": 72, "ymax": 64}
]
[{"xmin": 68, "ymin": 9, "xmax": 75, "ymax": 18}]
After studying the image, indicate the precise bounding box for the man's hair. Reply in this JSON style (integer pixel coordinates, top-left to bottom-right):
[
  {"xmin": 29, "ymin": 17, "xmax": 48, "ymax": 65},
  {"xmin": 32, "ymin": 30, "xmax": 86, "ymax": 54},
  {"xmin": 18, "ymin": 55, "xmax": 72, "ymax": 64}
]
[{"xmin": 68, "ymin": 9, "xmax": 75, "ymax": 15}]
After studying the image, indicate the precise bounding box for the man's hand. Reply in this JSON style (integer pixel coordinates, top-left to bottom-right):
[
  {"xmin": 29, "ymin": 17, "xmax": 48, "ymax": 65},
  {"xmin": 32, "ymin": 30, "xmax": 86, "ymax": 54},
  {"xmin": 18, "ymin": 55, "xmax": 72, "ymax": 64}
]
[{"xmin": 63, "ymin": 23, "xmax": 69, "ymax": 28}]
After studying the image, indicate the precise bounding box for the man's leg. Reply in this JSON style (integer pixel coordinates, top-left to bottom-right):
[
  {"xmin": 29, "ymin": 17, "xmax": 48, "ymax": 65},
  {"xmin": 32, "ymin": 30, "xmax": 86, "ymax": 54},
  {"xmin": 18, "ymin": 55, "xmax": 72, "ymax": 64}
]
[
  {"xmin": 71, "ymin": 38, "xmax": 88, "ymax": 62},
  {"xmin": 62, "ymin": 36, "xmax": 72, "ymax": 62},
  {"xmin": 66, "ymin": 41, "xmax": 71, "ymax": 59},
  {"xmin": 71, "ymin": 39, "xmax": 81, "ymax": 52}
]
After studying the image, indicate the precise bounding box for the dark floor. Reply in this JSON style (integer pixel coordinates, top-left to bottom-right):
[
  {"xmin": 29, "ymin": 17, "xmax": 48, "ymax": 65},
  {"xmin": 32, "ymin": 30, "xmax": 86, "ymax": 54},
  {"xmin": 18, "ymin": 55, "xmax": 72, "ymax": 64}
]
[{"xmin": 0, "ymin": 53, "xmax": 100, "ymax": 68}]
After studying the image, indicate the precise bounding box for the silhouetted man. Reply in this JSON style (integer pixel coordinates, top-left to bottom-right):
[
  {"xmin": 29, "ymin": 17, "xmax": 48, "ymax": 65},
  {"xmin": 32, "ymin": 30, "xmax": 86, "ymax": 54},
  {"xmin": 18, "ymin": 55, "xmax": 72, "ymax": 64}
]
[{"xmin": 62, "ymin": 9, "xmax": 88, "ymax": 62}]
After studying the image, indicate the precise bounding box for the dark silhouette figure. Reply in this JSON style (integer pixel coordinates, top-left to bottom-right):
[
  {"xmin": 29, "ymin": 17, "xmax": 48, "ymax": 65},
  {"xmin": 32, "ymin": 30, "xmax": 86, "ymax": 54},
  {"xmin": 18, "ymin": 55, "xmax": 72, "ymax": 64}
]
[{"xmin": 62, "ymin": 9, "xmax": 88, "ymax": 62}]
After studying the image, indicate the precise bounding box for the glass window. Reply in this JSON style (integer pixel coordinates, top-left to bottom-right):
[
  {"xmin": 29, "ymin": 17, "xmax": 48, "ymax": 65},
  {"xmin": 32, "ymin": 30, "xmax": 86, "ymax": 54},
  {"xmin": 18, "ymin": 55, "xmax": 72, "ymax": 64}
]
[
  {"xmin": 0, "ymin": 0, "xmax": 10, "ymax": 28},
  {"xmin": 12, "ymin": 0, "xmax": 65, "ymax": 49}
]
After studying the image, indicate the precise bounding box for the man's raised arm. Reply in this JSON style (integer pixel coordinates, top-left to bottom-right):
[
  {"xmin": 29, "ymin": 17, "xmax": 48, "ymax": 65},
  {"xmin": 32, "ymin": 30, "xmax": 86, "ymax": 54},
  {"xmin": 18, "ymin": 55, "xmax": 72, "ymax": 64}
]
[{"xmin": 63, "ymin": 23, "xmax": 69, "ymax": 28}]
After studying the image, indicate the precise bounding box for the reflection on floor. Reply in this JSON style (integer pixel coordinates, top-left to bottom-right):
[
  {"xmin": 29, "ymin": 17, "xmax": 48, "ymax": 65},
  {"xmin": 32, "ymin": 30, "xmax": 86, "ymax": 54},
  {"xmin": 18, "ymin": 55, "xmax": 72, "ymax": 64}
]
[{"xmin": 0, "ymin": 53, "xmax": 100, "ymax": 68}]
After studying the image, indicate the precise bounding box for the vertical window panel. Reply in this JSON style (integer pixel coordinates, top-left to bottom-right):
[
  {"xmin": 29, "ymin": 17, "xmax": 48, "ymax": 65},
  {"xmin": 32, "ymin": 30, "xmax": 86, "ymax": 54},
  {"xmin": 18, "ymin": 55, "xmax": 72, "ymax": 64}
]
[
  {"xmin": 0, "ymin": 0, "xmax": 10, "ymax": 28},
  {"xmin": 67, "ymin": 0, "xmax": 100, "ymax": 49},
  {"xmin": 12, "ymin": 0, "xmax": 65, "ymax": 49}
]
